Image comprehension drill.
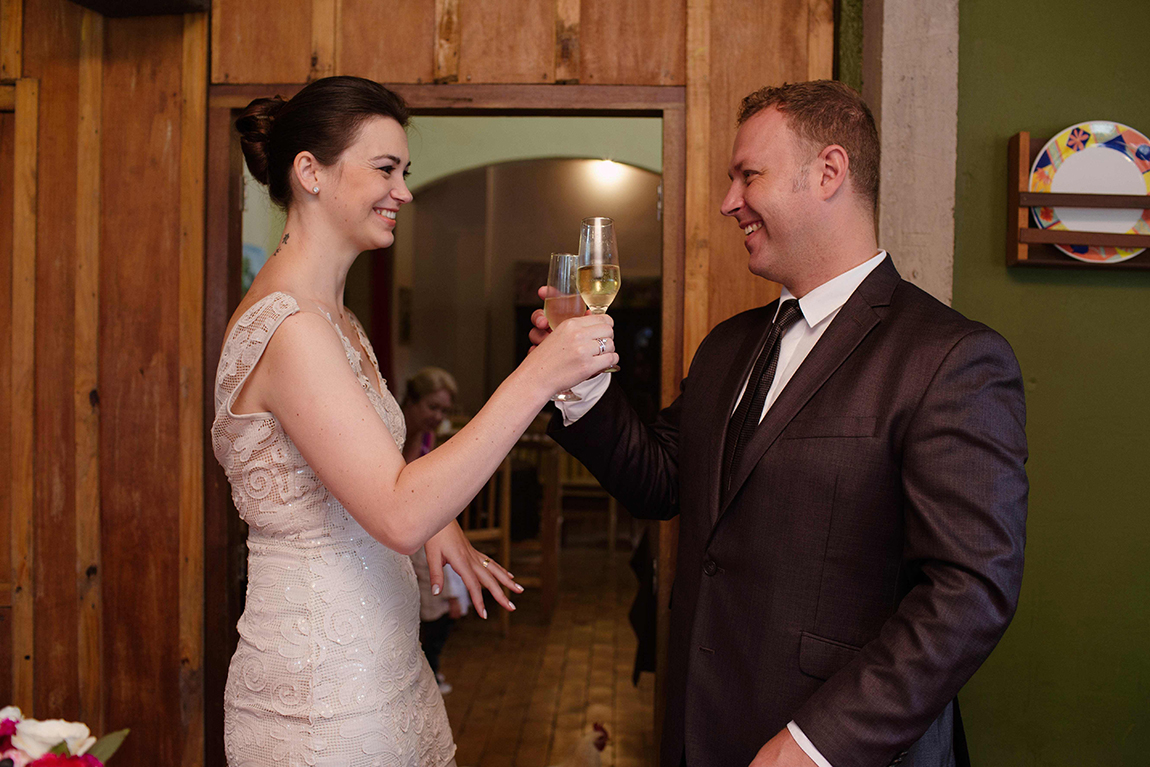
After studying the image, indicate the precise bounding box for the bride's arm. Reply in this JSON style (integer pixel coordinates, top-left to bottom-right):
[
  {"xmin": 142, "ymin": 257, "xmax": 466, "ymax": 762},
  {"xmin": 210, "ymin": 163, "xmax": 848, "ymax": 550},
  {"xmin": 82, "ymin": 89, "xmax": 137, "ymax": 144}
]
[{"xmin": 250, "ymin": 310, "xmax": 616, "ymax": 556}]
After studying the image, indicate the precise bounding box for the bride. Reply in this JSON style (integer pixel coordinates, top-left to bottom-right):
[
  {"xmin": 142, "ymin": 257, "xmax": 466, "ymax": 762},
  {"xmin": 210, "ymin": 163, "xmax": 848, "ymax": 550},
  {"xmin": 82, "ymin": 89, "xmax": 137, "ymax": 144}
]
[{"xmin": 212, "ymin": 76, "xmax": 617, "ymax": 767}]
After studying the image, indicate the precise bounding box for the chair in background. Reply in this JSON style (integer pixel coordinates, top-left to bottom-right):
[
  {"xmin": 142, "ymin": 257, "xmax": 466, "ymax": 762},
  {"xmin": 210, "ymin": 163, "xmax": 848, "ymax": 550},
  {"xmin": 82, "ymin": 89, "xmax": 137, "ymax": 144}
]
[
  {"xmin": 557, "ymin": 452, "xmax": 619, "ymax": 559},
  {"xmin": 458, "ymin": 455, "xmax": 512, "ymax": 635}
]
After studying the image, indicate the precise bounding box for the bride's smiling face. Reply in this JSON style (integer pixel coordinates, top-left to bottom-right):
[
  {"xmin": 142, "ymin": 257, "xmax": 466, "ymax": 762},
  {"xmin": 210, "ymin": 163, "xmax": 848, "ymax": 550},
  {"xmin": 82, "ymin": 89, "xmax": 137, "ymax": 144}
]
[{"xmin": 316, "ymin": 115, "xmax": 413, "ymax": 251}]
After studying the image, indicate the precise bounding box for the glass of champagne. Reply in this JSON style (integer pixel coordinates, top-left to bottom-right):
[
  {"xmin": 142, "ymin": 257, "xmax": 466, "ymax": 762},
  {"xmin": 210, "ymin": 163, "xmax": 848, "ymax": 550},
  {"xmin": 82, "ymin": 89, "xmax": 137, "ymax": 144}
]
[
  {"xmin": 545, "ymin": 252, "xmax": 587, "ymax": 402},
  {"xmin": 577, "ymin": 217, "xmax": 621, "ymax": 373}
]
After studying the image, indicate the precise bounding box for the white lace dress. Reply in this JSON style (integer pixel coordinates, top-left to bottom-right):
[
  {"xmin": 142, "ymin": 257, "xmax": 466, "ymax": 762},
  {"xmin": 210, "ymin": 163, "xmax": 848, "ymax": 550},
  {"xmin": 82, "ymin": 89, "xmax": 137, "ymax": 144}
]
[{"xmin": 212, "ymin": 292, "xmax": 456, "ymax": 767}]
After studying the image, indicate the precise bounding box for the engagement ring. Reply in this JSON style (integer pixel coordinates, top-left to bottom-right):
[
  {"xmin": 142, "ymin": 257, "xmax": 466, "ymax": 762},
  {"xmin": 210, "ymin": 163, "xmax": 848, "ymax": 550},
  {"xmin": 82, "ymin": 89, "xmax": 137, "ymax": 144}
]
[
  {"xmin": 596, "ymin": 338, "xmax": 608, "ymax": 356},
  {"xmin": 481, "ymin": 557, "xmax": 491, "ymax": 568}
]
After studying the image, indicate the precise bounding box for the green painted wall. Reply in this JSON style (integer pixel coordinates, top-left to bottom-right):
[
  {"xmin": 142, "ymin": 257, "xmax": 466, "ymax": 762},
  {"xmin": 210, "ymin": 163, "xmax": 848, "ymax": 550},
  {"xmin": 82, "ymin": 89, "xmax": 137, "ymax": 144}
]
[
  {"xmin": 953, "ymin": 1, "xmax": 1149, "ymax": 764},
  {"xmin": 404, "ymin": 116, "xmax": 663, "ymax": 191}
]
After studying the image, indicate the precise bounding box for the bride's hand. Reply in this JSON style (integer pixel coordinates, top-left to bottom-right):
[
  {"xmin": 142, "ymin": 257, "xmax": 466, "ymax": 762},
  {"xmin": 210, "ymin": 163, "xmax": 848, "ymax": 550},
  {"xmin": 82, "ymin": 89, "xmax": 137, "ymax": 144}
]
[
  {"xmin": 423, "ymin": 520, "xmax": 523, "ymax": 619},
  {"xmin": 523, "ymin": 312, "xmax": 616, "ymax": 395}
]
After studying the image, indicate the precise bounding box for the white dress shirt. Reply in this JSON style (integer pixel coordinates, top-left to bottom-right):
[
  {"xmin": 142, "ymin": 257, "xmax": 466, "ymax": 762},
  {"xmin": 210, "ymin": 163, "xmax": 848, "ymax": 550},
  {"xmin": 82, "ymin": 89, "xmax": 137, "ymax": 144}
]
[{"xmin": 556, "ymin": 251, "xmax": 887, "ymax": 767}]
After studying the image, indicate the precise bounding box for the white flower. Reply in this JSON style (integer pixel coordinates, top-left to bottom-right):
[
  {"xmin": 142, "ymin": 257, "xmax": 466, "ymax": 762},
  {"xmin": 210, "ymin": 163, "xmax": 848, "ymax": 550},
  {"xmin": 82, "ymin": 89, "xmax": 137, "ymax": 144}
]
[
  {"xmin": 0, "ymin": 706, "xmax": 22, "ymax": 721},
  {"xmin": 12, "ymin": 718, "xmax": 96, "ymax": 757}
]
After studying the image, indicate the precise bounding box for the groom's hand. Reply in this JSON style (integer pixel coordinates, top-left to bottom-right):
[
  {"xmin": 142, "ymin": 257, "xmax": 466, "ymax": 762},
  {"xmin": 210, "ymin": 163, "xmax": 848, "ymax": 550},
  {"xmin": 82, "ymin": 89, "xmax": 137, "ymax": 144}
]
[
  {"xmin": 748, "ymin": 728, "xmax": 817, "ymax": 767},
  {"xmin": 528, "ymin": 285, "xmax": 556, "ymax": 350}
]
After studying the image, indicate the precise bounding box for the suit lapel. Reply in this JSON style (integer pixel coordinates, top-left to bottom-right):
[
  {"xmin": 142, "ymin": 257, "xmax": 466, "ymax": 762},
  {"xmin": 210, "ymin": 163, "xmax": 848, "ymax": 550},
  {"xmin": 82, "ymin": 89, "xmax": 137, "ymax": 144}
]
[
  {"xmin": 717, "ymin": 257, "xmax": 900, "ymax": 519},
  {"xmin": 702, "ymin": 305, "xmax": 778, "ymax": 527}
]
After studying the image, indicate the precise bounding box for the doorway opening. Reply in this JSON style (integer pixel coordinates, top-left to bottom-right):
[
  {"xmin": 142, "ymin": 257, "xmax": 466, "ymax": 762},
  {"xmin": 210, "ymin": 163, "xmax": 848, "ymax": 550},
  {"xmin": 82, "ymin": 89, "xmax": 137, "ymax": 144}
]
[{"xmin": 206, "ymin": 87, "xmax": 685, "ymax": 767}]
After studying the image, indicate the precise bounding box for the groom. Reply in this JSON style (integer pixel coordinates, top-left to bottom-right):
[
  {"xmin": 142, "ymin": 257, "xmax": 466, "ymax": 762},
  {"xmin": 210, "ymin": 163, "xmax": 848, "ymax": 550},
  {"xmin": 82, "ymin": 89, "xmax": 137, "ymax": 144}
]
[{"xmin": 532, "ymin": 81, "xmax": 1027, "ymax": 767}]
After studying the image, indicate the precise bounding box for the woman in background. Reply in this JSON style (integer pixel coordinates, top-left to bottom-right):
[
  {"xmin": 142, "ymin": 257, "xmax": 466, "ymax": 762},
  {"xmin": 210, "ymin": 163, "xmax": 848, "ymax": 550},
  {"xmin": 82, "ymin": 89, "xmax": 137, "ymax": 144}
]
[
  {"xmin": 402, "ymin": 367, "xmax": 470, "ymax": 695},
  {"xmin": 401, "ymin": 366, "xmax": 458, "ymax": 463},
  {"xmin": 213, "ymin": 76, "xmax": 616, "ymax": 767}
]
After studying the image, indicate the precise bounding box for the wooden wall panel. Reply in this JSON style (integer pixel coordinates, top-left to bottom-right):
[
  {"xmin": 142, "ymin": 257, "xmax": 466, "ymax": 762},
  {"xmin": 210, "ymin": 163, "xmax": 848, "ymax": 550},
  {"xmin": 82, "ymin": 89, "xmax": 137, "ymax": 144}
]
[
  {"xmin": 703, "ymin": 0, "xmax": 806, "ymax": 333},
  {"xmin": 807, "ymin": 0, "xmax": 834, "ymax": 80},
  {"xmin": 0, "ymin": 108, "xmax": 14, "ymax": 707},
  {"xmin": 10, "ymin": 77, "xmax": 38, "ymax": 714},
  {"xmin": 211, "ymin": 0, "xmax": 312, "ymax": 84},
  {"xmin": 683, "ymin": 0, "xmax": 711, "ymax": 360},
  {"xmin": 23, "ymin": 0, "xmax": 84, "ymax": 720},
  {"xmin": 459, "ymin": 0, "xmax": 554, "ymax": 83},
  {"xmin": 202, "ymin": 103, "xmax": 242, "ymax": 767},
  {"xmin": 338, "ymin": 0, "xmax": 435, "ymax": 83},
  {"xmin": 0, "ymin": 0, "xmax": 21, "ymax": 79},
  {"xmin": 580, "ymin": 0, "xmax": 686, "ymax": 85},
  {"xmin": 179, "ymin": 13, "xmax": 208, "ymax": 767},
  {"xmin": 74, "ymin": 7, "xmax": 103, "ymax": 732},
  {"xmin": 100, "ymin": 15, "xmax": 184, "ymax": 763}
]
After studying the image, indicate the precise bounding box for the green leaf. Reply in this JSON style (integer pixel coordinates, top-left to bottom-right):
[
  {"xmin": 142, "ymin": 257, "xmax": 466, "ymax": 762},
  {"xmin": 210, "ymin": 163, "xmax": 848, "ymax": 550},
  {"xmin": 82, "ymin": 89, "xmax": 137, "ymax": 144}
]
[
  {"xmin": 86, "ymin": 729, "xmax": 130, "ymax": 763},
  {"xmin": 48, "ymin": 740, "xmax": 70, "ymax": 755}
]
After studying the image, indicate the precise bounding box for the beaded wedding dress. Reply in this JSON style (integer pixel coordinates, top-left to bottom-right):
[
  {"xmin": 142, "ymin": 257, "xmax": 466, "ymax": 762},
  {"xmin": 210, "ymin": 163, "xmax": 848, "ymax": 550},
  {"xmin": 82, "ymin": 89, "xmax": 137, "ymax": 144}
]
[{"xmin": 212, "ymin": 292, "xmax": 456, "ymax": 767}]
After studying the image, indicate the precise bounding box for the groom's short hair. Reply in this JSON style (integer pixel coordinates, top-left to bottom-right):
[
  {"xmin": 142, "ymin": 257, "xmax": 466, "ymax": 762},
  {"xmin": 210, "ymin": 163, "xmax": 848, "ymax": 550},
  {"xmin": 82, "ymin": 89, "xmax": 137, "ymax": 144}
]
[{"xmin": 739, "ymin": 80, "xmax": 880, "ymax": 212}]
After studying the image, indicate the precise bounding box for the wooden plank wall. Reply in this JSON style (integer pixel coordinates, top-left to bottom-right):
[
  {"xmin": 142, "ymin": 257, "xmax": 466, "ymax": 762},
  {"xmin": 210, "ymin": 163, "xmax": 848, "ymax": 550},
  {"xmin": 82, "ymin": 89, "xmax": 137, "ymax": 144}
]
[
  {"xmin": 0, "ymin": 99, "xmax": 16, "ymax": 708},
  {"xmin": 6, "ymin": 2, "xmax": 208, "ymax": 765}
]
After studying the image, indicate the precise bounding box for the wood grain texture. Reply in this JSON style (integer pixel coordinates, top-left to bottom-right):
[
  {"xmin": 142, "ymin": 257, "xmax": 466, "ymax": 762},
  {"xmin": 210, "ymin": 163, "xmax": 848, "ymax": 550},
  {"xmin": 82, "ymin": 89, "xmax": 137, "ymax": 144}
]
[
  {"xmin": 211, "ymin": 0, "xmax": 312, "ymax": 84},
  {"xmin": 337, "ymin": 0, "xmax": 434, "ymax": 84},
  {"xmin": 11, "ymin": 77, "xmax": 38, "ymax": 714},
  {"xmin": 459, "ymin": 0, "xmax": 554, "ymax": 84},
  {"xmin": 807, "ymin": 0, "xmax": 834, "ymax": 80},
  {"xmin": 0, "ymin": 0, "xmax": 21, "ymax": 79},
  {"xmin": 100, "ymin": 15, "xmax": 183, "ymax": 761},
  {"xmin": 310, "ymin": 0, "xmax": 335, "ymax": 81},
  {"xmin": 661, "ymin": 105, "xmax": 685, "ymax": 401},
  {"xmin": 24, "ymin": 0, "xmax": 84, "ymax": 721},
  {"xmin": 705, "ymin": 0, "xmax": 807, "ymax": 330},
  {"xmin": 0, "ymin": 107, "xmax": 14, "ymax": 709},
  {"xmin": 202, "ymin": 104, "xmax": 243, "ymax": 767},
  {"xmin": 683, "ymin": 0, "xmax": 711, "ymax": 366},
  {"xmin": 0, "ymin": 86, "xmax": 13, "ymax": 110},
  {"xmin": 433, "ymin": 0, "xmax": 459, "ymax": 82},
  {"xmin": 553, "ymin": 0, "xmax": 579, "ymax": 83},
  {"xmin": 180, "ymin": 17, "xmax": 207, "ymax": 767},
  {"xmin": 75, "ymin": 7, "xmax": 103, "ymax": 732},
  {"xmin": 580, "ymin": 0, "xmax": 686, "ymax": 85}
]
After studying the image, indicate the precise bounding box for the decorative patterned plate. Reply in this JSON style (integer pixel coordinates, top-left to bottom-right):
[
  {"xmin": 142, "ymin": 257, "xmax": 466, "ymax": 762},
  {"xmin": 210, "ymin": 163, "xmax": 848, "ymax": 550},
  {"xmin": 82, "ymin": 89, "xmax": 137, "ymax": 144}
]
[{"xmin": 1029, "ymin": 120, "xmax": 1150, "ymax": 263}]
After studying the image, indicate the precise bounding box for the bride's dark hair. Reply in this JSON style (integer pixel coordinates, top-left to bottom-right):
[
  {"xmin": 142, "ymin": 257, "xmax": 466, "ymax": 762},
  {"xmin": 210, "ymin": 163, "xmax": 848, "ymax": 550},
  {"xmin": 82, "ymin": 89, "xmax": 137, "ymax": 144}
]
[{"xmin": 235, "ymin": 76, "xmax": 410, "ymax": 209}]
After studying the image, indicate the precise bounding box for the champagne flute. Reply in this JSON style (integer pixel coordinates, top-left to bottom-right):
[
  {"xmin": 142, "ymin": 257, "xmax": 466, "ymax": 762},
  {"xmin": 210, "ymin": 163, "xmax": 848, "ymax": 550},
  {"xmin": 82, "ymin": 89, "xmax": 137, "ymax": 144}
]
[
  {"xmin": 545, "ymin": 252, "xmax": 587, "ymax": 402},
  {"xmin": 577, "ymin": 217, "xmax": 621, "ymax": 373}
]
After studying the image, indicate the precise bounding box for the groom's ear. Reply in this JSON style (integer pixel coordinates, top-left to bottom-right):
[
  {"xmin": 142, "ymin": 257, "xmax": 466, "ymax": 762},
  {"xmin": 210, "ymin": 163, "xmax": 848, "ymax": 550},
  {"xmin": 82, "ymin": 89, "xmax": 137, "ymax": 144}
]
[{"xmin": 814, "ymin": 144, "xmax": 850, "ymax": 202}]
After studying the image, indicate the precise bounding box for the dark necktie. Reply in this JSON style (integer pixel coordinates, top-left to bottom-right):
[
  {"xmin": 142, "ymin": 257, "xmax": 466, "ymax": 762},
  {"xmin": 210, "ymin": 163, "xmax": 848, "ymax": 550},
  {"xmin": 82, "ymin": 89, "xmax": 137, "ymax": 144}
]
[{"xmin": 722, "ymin": 299, "xmax": 803, "ymax": 490}]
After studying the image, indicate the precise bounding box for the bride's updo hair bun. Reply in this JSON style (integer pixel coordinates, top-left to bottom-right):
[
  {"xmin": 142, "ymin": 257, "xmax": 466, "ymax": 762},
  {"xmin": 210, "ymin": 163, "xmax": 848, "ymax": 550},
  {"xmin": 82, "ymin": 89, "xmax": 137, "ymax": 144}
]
[
  {"xmin": 234, "ymin": 76, "xmax": 410, "ymax": 209},
  {"xmin": 236, "ymin": 96, "xmax": 287, "ymax": 186}
]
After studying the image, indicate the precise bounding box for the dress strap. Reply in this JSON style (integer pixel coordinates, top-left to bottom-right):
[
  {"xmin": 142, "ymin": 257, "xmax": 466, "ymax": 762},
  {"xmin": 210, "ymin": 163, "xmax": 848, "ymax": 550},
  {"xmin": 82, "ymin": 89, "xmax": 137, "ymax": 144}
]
[{"xmin": 213, "ymin": 292, "xmax": 300, "ymax": 417}]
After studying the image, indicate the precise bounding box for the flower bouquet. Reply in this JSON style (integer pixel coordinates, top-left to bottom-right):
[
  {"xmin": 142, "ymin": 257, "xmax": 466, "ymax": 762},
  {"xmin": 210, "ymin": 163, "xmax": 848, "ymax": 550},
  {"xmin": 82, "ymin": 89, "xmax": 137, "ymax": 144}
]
[{"xmin": 0, "ymin": 708, "xmax": 128, "ymax": 767}]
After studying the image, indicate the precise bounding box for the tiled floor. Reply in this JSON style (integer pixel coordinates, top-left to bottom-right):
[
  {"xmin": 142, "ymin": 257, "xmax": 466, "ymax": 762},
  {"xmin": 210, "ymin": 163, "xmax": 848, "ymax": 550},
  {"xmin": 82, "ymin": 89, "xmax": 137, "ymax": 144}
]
[{"xmin": 438, "ymin": 544, "xmax": 657, "ymax": 767}]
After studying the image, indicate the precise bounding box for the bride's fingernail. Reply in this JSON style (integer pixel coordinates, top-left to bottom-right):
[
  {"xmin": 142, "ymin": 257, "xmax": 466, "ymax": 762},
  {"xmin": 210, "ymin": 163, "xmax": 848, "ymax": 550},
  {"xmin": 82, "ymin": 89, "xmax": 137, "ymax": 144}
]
[
  {"xmin": 481, "ymin": 608, "xmax": 488, "ymax": 619},
  {"xmin": 515, "ymin": 583, "xmax": 525, "ymax": 592},
  {"xmin": 431, "ymin": 584, "xmax": 441, "ymax": 596},
  {"xmin": 507, "ymin": 601, "xmax": 516, "ymax": 611}
]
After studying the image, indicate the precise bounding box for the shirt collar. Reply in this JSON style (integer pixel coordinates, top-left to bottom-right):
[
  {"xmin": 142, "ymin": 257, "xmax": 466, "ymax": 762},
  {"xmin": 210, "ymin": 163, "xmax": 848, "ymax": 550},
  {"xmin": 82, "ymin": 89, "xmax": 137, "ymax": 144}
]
[{"xmin": 778, "ymin": 251, "xmax": 888, "ymax": 328}]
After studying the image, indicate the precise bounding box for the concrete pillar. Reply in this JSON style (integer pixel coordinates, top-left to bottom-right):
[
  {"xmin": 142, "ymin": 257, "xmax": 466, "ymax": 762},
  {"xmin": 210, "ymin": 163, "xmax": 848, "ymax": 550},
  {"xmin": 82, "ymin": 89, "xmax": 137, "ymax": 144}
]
[{"xmin": 862, "ymin": 0, "xmax": 959, "ymax": 305}]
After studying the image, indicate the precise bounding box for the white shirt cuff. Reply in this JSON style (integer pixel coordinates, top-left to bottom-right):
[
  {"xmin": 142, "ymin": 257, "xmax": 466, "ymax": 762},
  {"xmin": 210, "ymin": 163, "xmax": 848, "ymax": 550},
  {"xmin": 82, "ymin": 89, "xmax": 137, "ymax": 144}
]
[
  {"xmin": 554, "ymin": 373, "xmax": 611, "ymax": 426},
  {"xmin": 787, "ymin": 721, "xmax": 834, "ymax": 767}
]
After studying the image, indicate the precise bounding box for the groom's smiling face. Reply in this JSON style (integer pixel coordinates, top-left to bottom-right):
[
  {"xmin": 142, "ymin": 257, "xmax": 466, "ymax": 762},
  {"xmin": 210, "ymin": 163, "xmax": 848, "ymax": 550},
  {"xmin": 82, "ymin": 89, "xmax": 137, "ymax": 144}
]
[{"xmin": 720, "ymin": 107, "xmax": 820, "ymax": 284}]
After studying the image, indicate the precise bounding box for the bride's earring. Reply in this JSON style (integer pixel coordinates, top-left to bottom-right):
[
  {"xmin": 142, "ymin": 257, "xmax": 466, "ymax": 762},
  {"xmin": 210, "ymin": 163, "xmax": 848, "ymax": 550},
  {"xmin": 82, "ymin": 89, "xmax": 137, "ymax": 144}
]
[{"xmin": 312, "ymin": 186, "xmax": 320, "ymax": 194}]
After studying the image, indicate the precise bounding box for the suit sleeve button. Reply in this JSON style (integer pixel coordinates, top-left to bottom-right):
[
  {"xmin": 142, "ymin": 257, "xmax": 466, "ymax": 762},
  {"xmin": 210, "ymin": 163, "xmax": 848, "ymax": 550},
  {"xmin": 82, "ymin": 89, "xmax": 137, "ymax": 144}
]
[{"xmin": 703, "ymin": 559, "xmax": 718, "ymax": 576}]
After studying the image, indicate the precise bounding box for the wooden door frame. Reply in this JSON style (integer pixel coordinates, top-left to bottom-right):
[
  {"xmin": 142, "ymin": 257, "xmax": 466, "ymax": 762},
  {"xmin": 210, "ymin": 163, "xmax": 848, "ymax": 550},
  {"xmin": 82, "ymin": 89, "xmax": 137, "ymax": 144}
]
[{"xmin": 203, "ymin": 82, "xmax": 685, "ymax": 766}]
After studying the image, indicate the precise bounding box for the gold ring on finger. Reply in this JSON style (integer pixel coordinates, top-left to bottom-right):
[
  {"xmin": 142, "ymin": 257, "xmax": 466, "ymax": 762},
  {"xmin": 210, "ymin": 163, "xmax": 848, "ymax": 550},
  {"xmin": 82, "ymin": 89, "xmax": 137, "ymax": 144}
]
[{"xmin": 481, "ymin": 557, "xmax": 491, "ymax": 568}]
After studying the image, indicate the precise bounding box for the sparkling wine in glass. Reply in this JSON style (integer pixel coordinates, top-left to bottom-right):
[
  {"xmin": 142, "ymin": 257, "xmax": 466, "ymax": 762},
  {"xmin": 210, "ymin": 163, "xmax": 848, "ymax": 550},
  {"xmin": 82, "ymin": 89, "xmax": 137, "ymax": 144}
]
[
  {"xmin": 546, "ymin": 252, "xmax": 586, "ymax": 402},
  {"xmin": 578, "ymin": 217, "xmax": 621, "ymax": 373}
]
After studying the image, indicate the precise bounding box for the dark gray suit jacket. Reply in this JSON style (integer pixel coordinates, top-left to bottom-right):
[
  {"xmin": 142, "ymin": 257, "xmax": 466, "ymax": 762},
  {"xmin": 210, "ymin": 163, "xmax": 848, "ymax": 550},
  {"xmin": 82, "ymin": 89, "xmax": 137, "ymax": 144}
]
[{"xmin": 550, "ymin": 257, "xmax": 1027, "ymax": 767}]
